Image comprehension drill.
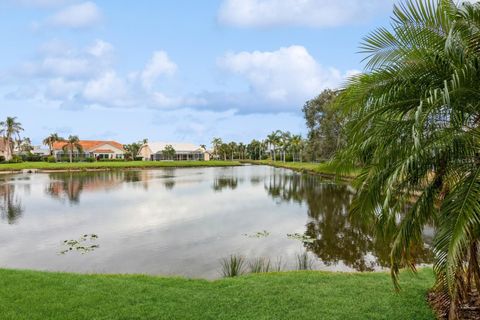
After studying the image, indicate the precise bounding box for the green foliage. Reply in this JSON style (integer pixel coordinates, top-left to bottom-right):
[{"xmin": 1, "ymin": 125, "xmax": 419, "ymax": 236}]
[
  {"xmin": 302, "ymin": 89, "xmax": 345, "ymax": 161},
  {"xmin": 46, "ymin": 156, "xmax": 56, "ymax": 163},
  {"xmin": 248, "ymin": 258, "xmax": 271, "ymax": 273},
  {"xmin": 123, "ymin": 141, "xmax": 143, "ymax": 160},
  {"xmin": 220, "ymin": 255, "xmax": 246, "ymax": 277},
  {"xmin": 335, "ymin": 0, "xmax": 480, "ymax": 314},
  {"xmin": 162, "ymin": 144, "xmax": 176, "ymax": 160}
]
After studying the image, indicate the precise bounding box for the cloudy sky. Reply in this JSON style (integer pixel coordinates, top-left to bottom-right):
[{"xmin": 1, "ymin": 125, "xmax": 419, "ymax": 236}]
[{"xmin": 0, "ymin": 0, "xmax": 398, "ymax": 145}]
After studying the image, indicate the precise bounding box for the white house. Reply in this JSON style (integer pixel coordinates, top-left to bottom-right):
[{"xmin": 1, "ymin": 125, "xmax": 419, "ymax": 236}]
[{"xmin": 138, "ymin": 142, "xmax": 209, "ymax": 161}]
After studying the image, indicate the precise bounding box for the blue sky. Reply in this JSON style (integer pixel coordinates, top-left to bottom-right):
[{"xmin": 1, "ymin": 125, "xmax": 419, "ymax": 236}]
[{"xmin": 0, "ymin": 0, "xmax": 397, "ymax": 146}]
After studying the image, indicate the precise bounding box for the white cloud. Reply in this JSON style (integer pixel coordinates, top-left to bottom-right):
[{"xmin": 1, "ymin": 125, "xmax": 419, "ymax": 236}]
[
  {"xmin": 83, "ymin": 71, "xmax": 130, "ymax": 106},
  {"xmin": 152, "ymin": 92, "xmax": 207, "ymax": 109},
  {"xmin": 141, "ymin": 51, "xmax": 177, "ymax": 89},
  {"xmin": 48, "ymin": 1, "xmax": 102, "ymax": 28},
  {"xmin": 87, "ymin": 40, "xmax": 114, "ymax": 58},
  {"xmin": 21, "ymin": 39, "xmax": 112, "ymax": 79},
  {"xmin": 219, "ymin": 45, "xmax": 347, "ymax": 110},
  {"xmin": 45, "ymin": 78, "xmax": 83, "ymax": 100},
  {"xmin": 218, "ymin": 0, "xmax": 394, "ymax": 28}
]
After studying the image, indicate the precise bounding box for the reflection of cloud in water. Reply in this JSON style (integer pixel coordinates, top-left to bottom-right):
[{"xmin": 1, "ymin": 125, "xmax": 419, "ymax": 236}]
[{"xmin": 0, "ymin": 166, "xmax": 433, "ymax": 278}]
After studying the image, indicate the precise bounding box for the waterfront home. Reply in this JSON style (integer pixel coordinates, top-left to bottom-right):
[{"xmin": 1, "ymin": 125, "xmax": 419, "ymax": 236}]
[
  {"xmin": 0, "ymin": 138, "xmax": 9, "ymax": 160},
  {"xmin": 138, "ymin": 142, "xmax": 209, "ymax": 161},
  {"xmin": 52, "ymin": 140, "xmax": 126, "ymax": 160}
]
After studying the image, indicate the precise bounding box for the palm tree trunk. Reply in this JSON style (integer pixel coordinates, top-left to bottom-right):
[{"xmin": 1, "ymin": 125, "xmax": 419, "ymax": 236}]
[{"xmin": 69, "ymin": 147, "xmax": 73, "ymax": 163}]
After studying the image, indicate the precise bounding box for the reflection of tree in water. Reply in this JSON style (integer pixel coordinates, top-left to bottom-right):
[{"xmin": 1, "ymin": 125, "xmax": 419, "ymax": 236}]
[
  {"xmin": 0, "ymin": 183, "xmax": 23, "ymax": 224},
  {"xmin": 213, "ymin": 177, "xmax": 239, "ymax": 192},
  {"xmin": 45, "ymin": 171, "xmax": 145, "ymax": 204},
  {"xmin": 265, "ymin": 172, "xmax": 433, "ymax": 271}
]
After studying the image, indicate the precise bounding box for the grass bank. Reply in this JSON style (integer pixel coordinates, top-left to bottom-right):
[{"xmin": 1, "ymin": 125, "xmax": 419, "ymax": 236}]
[
  {"xmin": 0, "ymin": 160, "xmax": 241, "ymax": 172},
  {"xmin": 0, "ymin": 268, "xmax": 435, "ymax": 320},
  {"xmin": 243, "ymin": 160, "xmax": 359, "ymax": 179}
]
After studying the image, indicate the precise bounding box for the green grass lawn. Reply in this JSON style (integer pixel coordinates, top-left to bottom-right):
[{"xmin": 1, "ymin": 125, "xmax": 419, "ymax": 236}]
[
  {"xmin": 0, "ymin": 268, "xmax": 435, "ymax": 320},
  {"xmin": 0, "ymin": 160, "xmax": 240, "ymax": 171},
  {"xmin": 244, "ymin": 160, "xmax": 360, "ymax": 178}
]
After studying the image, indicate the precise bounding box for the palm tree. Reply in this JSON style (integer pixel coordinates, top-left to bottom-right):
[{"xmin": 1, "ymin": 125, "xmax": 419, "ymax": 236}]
[
  {"xmin": 266, "ymin": 131, "xmax": 281, "ymax": 161},
  {"xmin": 62, "ymin": 135, "xmax": 83, "ymax": 163},
  {"xmin": 43, "ymin": 133, "xmax": 64, "ymax": 156},
  {"xmin": 0, "ymin": 117, "xmax": 23, "ymax": 161},
  {"xmin": 211, "ymin": 137, "xmax": 222, "ymax": 160},
  {"xmin": 290, "ymin": 135, "xmax": 303, "ymax": 162},
  {"xmin": 336, "ymin": 1, "xmax": 480, "ymax": 317}
]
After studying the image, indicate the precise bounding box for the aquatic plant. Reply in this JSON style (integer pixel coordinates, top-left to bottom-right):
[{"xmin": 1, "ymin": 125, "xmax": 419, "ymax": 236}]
[
  {"xmin": 248, "ymin": 257, "xmax": 271, "ymax": 273},
  {"xmin": 59, "ymin": 234, "xmax": 99, "ymax": 255},
  {"xmin": 220, "ymin": 255, "xmax": 246, "ymax": 277},
  {"xmin": 243, "ymin": 230, "xmax": 270, "ymax": 238},
  {"xmin": 287, "ymin": 233, "xmax": 315, "ymax": 244}
]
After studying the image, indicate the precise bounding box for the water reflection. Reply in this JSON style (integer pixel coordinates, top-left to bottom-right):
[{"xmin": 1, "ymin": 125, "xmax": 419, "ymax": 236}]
[
  {"xmin": 264, "ymin": 171, "xmax": 433, "ymax": 271},
  {"xmin": 212, "ymin": 177, "xmax": 239, "ymax": 192},
  {"xmin": 0, "ymin": 181, "xmax": 24, "ymax": 224},
  {"xmin": 45, "ymin": 171, "xmax": 150, "ymax": 204},
  {"xmin": 0, "ymin": 166, "xmax": 433, "ymax": 278}
]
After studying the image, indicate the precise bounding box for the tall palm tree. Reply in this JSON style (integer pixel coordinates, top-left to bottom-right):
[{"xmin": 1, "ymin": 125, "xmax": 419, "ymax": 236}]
[
  {"xmin": 211, "ymin": 137, "xmax": 222, "ymax": 159},
  {"xmin": 336, "ymin": 0, "xmax": 480, "ymax": 317},
  {"xmin": 266, "ymin": 131, "xmax": 281, "ymax": 161},
  {"xmin": 290, "ymin": 135, "xmax": 303, "ymax": 162},
  {"xmin": 43, "ymin": 133, "xmax": 64, "ymax": 156},
  {"xmin": 62, "ymin": 135, "xmax": 83, "ymax": 163},
  {"xmin": 0, "ymin": 117, "xmax": 23, "ymax": 161}
]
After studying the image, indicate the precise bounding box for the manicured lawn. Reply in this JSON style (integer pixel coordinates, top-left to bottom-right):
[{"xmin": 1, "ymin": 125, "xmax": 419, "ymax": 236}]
[
  {"xmin": 0, "ymin": 160, "xmax": 240, "ymax": 171},
  {"xmin": 0, "ymin": 268, "xmax": 435, "ymax": 320},
  {"xmin": 244, "ymin": 160, "xmax": 360, "ymax": 178}
]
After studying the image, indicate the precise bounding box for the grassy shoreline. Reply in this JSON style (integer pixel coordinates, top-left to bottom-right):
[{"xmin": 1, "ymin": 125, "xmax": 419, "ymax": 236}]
[
  {"xmin": 0, "ymin": 160, "xmax": 241, "ymax": 172},
  {"xmin": 0, "ymin": 268, "xmax": 435, "ymax": 320},
  {"xmin": 242, "ymin": 160, "xmax": 359, "ymax": 179}
]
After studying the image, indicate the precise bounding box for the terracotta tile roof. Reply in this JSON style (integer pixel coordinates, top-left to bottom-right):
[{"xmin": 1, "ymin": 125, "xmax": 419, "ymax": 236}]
[{"xmin": 52, "ymin": 140, "xmax": 125, "ymax": 152}]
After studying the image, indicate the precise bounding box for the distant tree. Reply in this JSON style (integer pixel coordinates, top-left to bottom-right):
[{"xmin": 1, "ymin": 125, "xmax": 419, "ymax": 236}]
[
  {"xmin": 302, "ymin": 89, "xmax": 344, "ymax": 161},
  {"xmin": 289, "ymin": 134, "xmax": 304, "ymax": 162},
  {"xmin": 0, "ymin": 117, "xmax": 23, "ymax": 161},
  {"xmin": 18, "ymin": 138, "xmax": 33, "ymax": 153},
  {"xmin": 124, "ymin": 142, "xmax": 143, "ymax": 160},
  {"xmin": 62, "ymin": 135, "xmax": 82, "ymax": 163},
  {"xmin": 43, "ymin": 133, "xmax": 64, "ymax": 156},
  {"xmin": 211, "ymin": 137, "xmax": 222, "ymax": 159},
  {"xmin": 162, "ymin": 145, "xmax": 176, "ymax": 160},
  {"xmin": 266, "ymin": 131, "xmax": 281, "ymax": 161},
  {"xmin": 246, "ymin": 140, "xmax": 261, "ymax": 160}
]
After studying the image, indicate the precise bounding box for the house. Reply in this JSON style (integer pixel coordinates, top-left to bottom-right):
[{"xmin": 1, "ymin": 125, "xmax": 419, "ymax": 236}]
[
  {"xmin": 31, "ymin": 146, "xmax": 50, "ymax": 157},
  {"xmin": 0, "ymin": 138, "xmax": 9, "ymax": 160},
  {"xmin": 52, "ymin": 140, "xmax": 126, "ymax": 160},
  {"xmin": 138, "ymin": 142, "xmax": 209, "ymax": 161}
]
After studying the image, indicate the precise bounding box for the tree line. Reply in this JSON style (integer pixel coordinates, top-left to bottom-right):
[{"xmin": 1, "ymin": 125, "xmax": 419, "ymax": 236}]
[{"xmin": 210, "ymin": 93, "xmax": 344, "ymax": 163}]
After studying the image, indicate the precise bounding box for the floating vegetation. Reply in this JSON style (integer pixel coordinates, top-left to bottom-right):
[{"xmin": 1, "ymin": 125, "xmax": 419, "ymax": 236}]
[
  {"xmin": 248, "ymin": 257, "xmax": 271, "ymax": 273},
  {"xmin": 59, "ymin": 234, "xmax": 99, "ymax": 255},
  {"xmin": 287, "ymin": 233, "xmax": 315, "ymax": 244},
  {"xmin": 220, "ymin": 255, "xmax": 246, "ymax": 277},
  {"xmin": 243, "ymin": 230, "xmax": 270, "ymax": 238},
  {"xmin": 296, "ymin": 252, "xmax": 314, "ymax": 270}
]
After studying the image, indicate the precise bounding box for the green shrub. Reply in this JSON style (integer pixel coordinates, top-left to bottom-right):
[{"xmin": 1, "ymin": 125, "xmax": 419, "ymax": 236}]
[
  {"xmin": 85, "ymin": 157, "xmax": 96, "ymax": 162},
  {"xmin": 46, "ymin": 156, "xmax": 56, "ymax": 163},
  {"xmin": 8, "ymin": 155, "xmax": 23, "ymax": 163}
]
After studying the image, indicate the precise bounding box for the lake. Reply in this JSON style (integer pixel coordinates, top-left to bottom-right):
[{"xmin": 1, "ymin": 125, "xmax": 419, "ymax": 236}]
[{"xmin": 0, "ymin": 165, "xmax": 433, "ymax": 278}]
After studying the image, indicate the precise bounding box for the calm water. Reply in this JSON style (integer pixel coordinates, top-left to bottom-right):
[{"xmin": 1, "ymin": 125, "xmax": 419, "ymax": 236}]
[{"xmin": 0, "ymin": 165, "xmax": 433, "ymax": 278}]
